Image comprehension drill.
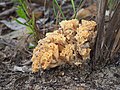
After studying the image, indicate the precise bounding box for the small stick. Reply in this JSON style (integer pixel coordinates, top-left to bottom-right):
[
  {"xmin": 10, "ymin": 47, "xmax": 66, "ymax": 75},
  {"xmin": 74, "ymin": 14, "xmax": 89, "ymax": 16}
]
[{"xmin": 0, "ymin": 7, "xmax": 16, "ymax": 17}]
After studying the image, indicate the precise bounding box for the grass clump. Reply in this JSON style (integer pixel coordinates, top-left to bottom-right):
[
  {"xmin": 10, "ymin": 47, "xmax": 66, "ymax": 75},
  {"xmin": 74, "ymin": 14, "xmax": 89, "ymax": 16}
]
[{"xmin": 16, "ymin": 0, "xmax": 43, "ymax": 43}]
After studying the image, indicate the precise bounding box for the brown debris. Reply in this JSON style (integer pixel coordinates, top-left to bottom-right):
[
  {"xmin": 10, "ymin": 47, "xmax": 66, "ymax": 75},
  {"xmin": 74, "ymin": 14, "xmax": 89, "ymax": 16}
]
[{"xmin": 76, "ymin": 3, "xmax": 97, "ymax": 20}]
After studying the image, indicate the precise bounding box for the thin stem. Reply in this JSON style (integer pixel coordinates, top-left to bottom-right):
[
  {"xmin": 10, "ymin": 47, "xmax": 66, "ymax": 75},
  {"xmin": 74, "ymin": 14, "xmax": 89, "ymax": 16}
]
[
  {"xmin": 54, "ymin": 0, "xmax": 66, "ymax": 19},
  {"xmin": 52, "ymin": 1, "xmax": 57, "ymax": 18},
  {"xmin": 71, "ymin": 0, "xmax": 76, "ymax": 18}
]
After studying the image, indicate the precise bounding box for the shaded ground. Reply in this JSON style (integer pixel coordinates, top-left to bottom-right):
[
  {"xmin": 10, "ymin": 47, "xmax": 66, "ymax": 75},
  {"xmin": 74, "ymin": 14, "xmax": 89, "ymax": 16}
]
[
  {"xmin": 0, "ymin": 55, "xmax": 120, "ymax": 90},
  {"xmin": 0, "ymin": 0, "xmax": 120, "ymax": 90}
]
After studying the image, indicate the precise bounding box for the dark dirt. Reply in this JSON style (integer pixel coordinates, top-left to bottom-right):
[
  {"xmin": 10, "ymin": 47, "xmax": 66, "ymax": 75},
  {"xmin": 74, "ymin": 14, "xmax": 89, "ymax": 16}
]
[{"xmin": 0, "ymin": 51, "xmax": 120, "ymax": 90}]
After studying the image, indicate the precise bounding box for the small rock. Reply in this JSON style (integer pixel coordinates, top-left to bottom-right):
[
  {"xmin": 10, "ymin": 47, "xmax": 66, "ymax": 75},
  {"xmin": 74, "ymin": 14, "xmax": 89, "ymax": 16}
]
[
  {"xmin": 81, "ymin": 83, "xmax": 86, "ymax": 87},
  {"xmin": 13, "ymin": 65, "xmax": 30, "ymax": 72}
]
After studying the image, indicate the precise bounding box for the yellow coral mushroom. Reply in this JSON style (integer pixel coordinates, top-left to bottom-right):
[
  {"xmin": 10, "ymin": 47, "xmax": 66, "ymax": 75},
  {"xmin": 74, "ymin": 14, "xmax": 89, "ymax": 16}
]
[
  {"xmin": 59, "ymin": 19, "xmax": 79, "ymax": 30},
  {"xmin": 46, "ymin": 33, "xmax": 66, "ymax": 44},
  {"xmin": 31, "ymin": 19, "xmax": 97, "ymax": 72},
  {"xmin": 32, "ymin": 43, "xmax": 59, "ymax": 72},
  {"xmin": 81, "ymin": 20, "xmax": 96, "ymax": 30},
  {"xmin": 78, "ymin": 48, "xmax": 91, "ymax": 60},
  {"xmin": 60, "ymin": 44, "xmax": 75, "ymax": 62},
  {"xmin": 75, "ymin": 30, "xmax": 90, "ymax": 44}
]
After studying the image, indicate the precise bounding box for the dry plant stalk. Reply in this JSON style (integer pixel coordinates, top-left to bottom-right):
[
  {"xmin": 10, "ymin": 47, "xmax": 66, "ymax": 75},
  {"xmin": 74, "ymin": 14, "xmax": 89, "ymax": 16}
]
[
  {"xmin": 91, "ymin": 0, "xmax": 120, "ymax": 70},
  {"xmin": 31, "ymin": 19, "xmax": 96, "ymax": 72}
]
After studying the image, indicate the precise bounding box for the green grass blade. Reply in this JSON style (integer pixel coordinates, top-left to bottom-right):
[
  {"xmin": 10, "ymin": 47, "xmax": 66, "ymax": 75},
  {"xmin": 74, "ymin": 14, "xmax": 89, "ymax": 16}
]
[
  {"xmin": 16, "ymin": 5, "xmax": 28, "ymax": 19},
  {"xmin": 54, "ymin": 0, "xmax": 66, "ymax": 19},
  {"xmin": 18, "ymin": 0, "xmax": 29, "ymax": 19},
  {"xmin": 52, "ymin": 1, "xmax": 57, "ymax": 18},
  {"xmin": 71, "ymin": 0, "xmax": 76, "ymax": 18}
]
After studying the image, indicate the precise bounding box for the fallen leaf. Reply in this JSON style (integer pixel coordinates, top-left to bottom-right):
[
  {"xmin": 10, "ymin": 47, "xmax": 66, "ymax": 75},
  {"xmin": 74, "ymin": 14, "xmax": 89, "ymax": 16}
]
[
  {"xmin": 0, "ymin": 18, "xmax": 26, "ymax": 31},
  {"xmin": 76, "ymin": 3, "xmax": 97, "ymax": 20}
]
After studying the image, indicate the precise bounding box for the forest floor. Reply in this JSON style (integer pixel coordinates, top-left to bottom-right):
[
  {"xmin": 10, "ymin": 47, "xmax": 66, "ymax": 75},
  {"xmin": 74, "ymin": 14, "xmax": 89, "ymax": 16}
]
[{"xmin": 0, "ymin": 0, "xmax": 120, "ymax": 90}]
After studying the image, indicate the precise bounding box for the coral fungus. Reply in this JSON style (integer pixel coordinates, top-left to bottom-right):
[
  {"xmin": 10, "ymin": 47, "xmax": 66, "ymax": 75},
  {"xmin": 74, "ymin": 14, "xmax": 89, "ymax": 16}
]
[{"xmin": 31, "ymin": 19, "xmax": 96, "ymax": 72}]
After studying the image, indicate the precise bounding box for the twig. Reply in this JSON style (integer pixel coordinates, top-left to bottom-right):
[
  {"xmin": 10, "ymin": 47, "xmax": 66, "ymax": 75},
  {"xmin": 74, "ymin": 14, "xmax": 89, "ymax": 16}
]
[
  {"xmin": 0, "ymin": 7, "xmax": 16, "ymax": 17},
  {"xmin": 0, "ymin": 1, "xmax": 13, "ymax": 7}
]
